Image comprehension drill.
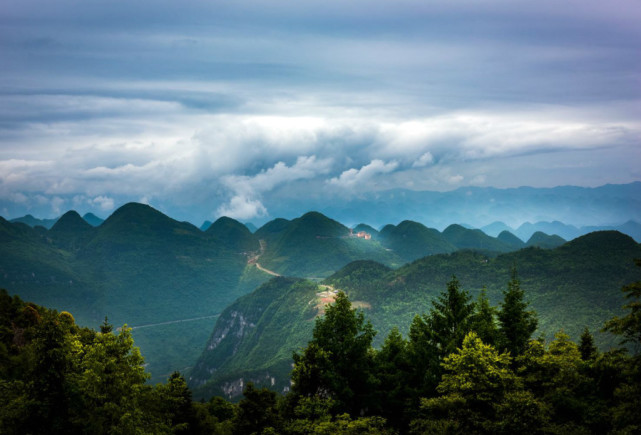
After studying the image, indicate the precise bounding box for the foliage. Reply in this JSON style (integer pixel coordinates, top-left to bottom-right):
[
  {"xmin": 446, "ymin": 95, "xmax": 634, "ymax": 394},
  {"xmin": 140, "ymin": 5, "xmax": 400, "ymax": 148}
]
[
  {"xmin": 602, "ymin": 258, "xmax": 641, "ymax": 432},
  {"xmin": 470, "ymin": 287, "xmax": 499, "ymax": 346},
  {"xmin": 414, "ymin": 332, "xmax": 522, "ymax": 433},
  {"xmin": 497, "ymin": 269, "xmax": 538, "ymax": 358},
  {"xmin": 291, "ymin": 291, "xmax": 376, "ymax": 416}
]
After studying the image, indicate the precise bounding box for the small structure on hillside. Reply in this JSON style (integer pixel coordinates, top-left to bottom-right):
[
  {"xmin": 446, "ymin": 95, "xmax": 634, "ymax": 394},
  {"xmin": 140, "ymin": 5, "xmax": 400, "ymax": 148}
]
[{"xmin": 349, "ymin": 228, "xmax": 372, "ymax": 240}]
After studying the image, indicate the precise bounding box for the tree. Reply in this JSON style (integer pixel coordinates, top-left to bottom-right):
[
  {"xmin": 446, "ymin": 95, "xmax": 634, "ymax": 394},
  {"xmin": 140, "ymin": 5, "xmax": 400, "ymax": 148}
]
[
  {"xmin": 517, "ymin": 332, "xmax": 590, "ymax": 431},
  {"xmin": 403, "ymin": 277, "xmax": 476, "ymax": 419},
  {"xmin": 404, "ymin": 314, "xmax": 440, "ymax": 420},
  {"xmin": 232, "ymin": 382, "xmax": 282, "ymax": 435},
  {"xmin": 27, "ymin": 311, "xmax": 79, "ymax": 434},
  {"xmin": 470, "ymin": 287, "xmax": 499, "ymax": 346},
  {"xmin": 603, "ymin": 259, "xmax": 641, "ymax": 355},
  {"xmin": 578, "ymin": 327, "xmax": 598, "ymax": 361},
  {"xmin": 412, "ymin": 332, "xmax": 539, "ymax": 434},
  {"xmin": 602, "ymin": 258, "xmax": 641, "ymax": 432},
  {"xmin": 154, "ymin": 372, "xmax": 198, "ymax": 434},
  {"xmin": 74, "ymin": 325, "xmax": 153, "ymax": 433},
  {"xmin": 291, "ymin": 291, "xmax": 376, "ymax": 416},
  {"xmin": 498, "ymin": 269, "xmax": 538, "ymax": 358},
  {"xmin": 427, "ymin": 276, "xmax": 475, "ymax": 359},
  {"xmin": 373, "ymin": 327, "xmax": 412, "ymax": 430}
]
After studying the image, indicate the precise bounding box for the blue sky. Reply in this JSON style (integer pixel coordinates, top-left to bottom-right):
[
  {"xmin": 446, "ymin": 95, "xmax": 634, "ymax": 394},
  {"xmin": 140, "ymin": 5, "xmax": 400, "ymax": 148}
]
[{"xmin": 1, "ymin": 0, "xmax": 640, "ymax": 222}]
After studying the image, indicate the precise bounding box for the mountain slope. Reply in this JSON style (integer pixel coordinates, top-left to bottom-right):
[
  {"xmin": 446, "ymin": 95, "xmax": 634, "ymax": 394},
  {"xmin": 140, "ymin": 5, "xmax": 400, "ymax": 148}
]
[
  {"xmin": 525, "ymin": 231, "xmax": 566, "ymax": 249},
  {"xmin": 190, "ymin": 277, "xmax": 319, "ymax": 398},
  {"xmin": 10, "ymin": 214, "xmax": 58, "ymax": 229},
  {"xmin": 378, "ymin": 220, "xmax": 456, "ymax": 263},
  {"xmin": 82, "ymin": 212, "xmax": 104, "ymax": 227},
  {"xmin": 190, "ymin": 231, "xmax": 641, "ymax": 399},
  {"xmin": 442, "ymin": 224, "xmax": 513, "ymax": 253},
  {"xmin": 257, "ymin": 212, "xmax": 403, "ymax": 277},
  {"xmin": 497, "ymin": 230, "xmax": 525, "ymax": 250},
  {"xmin": 206, "ymin": 216, "xmax": 259, "ymax": 253}
]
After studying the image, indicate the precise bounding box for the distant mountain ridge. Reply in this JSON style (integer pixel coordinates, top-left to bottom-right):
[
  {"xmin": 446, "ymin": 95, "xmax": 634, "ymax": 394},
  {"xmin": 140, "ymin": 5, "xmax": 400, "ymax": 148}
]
[
  {"xmin": 260, "ymin": 181, "xmax": 641, "ymax": 231},
  {"xmin": 10, "ymin": 214, "xmax": 58, "ymax": 229},
  {"xmin": 481, "ymin": 220, "xmax": 641, "ymax": 243}
]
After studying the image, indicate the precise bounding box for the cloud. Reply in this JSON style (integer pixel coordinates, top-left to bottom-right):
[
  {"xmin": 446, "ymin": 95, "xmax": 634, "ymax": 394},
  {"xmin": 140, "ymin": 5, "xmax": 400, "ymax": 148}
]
[
  {"xmin": 0, "ymin": 0, "xmax": 640, "ymax": 221},
  {"xmin": 90, "ymin": 195, "xmax": 115, "ymax": 211},
  {"xmin": 447, "ymin": 174, "xmax": 464, "ymax": 185},
  {"xmin": 412, "ymin": 152, "xmax": 434, "ymax": 168},
  {"xmin": 216, "ymin": 196, "xmax": 268, "ymax": 221},
  {"xmin": 329, "ymin": 159, "xmax": 399, "ymax": 189},
  {"xmin": 216, "ymin": 155, "xmax": 333, "ymax": 219}
]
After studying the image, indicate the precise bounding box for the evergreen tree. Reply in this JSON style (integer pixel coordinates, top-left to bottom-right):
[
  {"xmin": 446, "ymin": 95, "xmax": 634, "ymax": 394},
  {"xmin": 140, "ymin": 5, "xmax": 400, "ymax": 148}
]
[
  {"xmin": 426, "ymin": 276, "xmax": 475, "ymax": 359},
  {"xmin": 497, "ymin": 269, "xmax": 538, "ymax": 358},
  {"xmin": 28, "ymin": 312, "xmax": 78, "ymax": 434},
  {"xmin": 602, "ymin": 259, "xmax": 641, "ymax": 432},
  {"xmin": 403, "ymin": 277, "xmax": 476, "ymax": 420},
  {"xmin": 405, "ymin": 314, "xmax": 440, "ymax": 416},
  {"xmin": 232, "ymin": 382, "xmax": 282, "ymax": 435},
  {"xmin": 578, "ymin": 327, "xmax": 598, "ymax": 361},
  {"xmin": 291, "ymin": 291, "xmax": 376, "ymax": 416},
  {"xmin": 470, "ymin": 287, "xmax": 499, "ymax": 346},
  {"xmin": 373, "ymin": 327, "xmax": 412, "ymax": 430},
  {"xmin": 155, "ymin": 372, "xmax": 199, "ymax": 434}
]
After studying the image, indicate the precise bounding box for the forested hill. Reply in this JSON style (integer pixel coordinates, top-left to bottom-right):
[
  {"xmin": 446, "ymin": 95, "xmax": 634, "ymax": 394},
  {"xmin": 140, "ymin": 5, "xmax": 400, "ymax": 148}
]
[
  {"xmin": 0, "ymin": 203, "xmax": 272, "ymax": 383},
  {"xmin": 190, "ymin": 230, "xmax": 641, "ymax": 400}
]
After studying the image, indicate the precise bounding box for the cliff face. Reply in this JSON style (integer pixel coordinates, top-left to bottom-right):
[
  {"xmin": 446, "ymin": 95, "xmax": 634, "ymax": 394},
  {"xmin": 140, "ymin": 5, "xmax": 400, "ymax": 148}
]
[
  {"xmin": 190, "ymin": 309, "xmax": 259, "ymax": 387},
  {"xmin": 189, "ymin": 277, "xmax": 319, "ymax": 399}
]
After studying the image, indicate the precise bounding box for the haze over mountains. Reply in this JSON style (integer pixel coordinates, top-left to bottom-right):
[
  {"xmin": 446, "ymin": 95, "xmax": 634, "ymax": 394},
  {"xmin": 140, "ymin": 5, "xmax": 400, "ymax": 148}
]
[{"xmin": 6, "ymin": 182, "xmax": 641, "ymax": 236}]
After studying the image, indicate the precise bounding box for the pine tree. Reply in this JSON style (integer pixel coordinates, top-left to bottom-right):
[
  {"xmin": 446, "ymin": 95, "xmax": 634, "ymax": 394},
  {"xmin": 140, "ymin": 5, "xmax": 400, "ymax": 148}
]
[
  {"xmin": 602, "ymin": 259, "xmax": 641, "ymax": 432},
  {"xmin": 498, "ymin": 269, "xmax": 538, "ymax": 358},
  {"xmin": 578, "ymin": 327, "xmax": 598, "ymax": 361},
  {"xmin": 427, "ymin": 276, "xmax": 475, "ymax": 359},
  {"xmin": 291, "ymin": 291, "xmax": 376, "ymax": 416},
  {"xmin": 471, "ymin": 287, "xmax": 499, "ymax": 346},
  {"xmin": 373, "ymin": 327, "xmax": 411, "ymax": 430}
]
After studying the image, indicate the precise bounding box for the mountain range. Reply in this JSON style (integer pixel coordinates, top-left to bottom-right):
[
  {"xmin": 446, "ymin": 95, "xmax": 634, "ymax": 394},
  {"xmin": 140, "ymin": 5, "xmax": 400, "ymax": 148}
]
[
  {"xmin": 2, "ymin": 202, "xmax": 640, "ymax": 387},
  {"xmin": 259, "ymin": 182, "xmax": 641, "ymax": 231}
]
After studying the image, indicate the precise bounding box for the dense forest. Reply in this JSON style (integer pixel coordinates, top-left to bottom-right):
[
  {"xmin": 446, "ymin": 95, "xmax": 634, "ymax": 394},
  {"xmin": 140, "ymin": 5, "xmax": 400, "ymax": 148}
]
[{"xmin": 2, "ymin": 259, "xmax": 640, "ymax": 434}]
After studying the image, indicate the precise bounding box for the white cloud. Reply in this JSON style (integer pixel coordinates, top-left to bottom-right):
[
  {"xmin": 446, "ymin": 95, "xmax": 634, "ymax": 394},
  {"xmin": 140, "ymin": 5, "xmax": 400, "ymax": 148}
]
[
  {"xmin": 216, "ymin": 195, "xmax": 268, "ymax": 221},
  {"xmin": 216, "ymin": 155, "xmax": 333, "ymax": 219},
  {"xmin": 412, "ymin": 152, "xmax": 434, "ymax": 168},
  {"xmin": 90, "ymin": 195, "xmax": 115, "ymax": 211},
  {"xmin": 447, "ymin": 174, "xmax": 464, "ymax": 185},
  {"xmin": 329, "ymin": 159, "xmax": 399, "ymax": 189}
]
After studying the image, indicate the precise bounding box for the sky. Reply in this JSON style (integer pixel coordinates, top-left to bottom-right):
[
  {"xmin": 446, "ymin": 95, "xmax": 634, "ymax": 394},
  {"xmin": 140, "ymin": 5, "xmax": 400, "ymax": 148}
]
[{"xmin": 1, "ymin": 0, "xmax": 640, "ymax": 223}]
